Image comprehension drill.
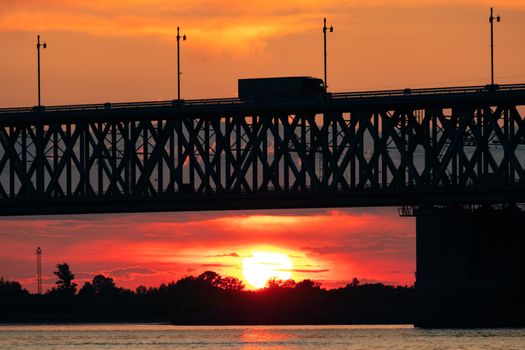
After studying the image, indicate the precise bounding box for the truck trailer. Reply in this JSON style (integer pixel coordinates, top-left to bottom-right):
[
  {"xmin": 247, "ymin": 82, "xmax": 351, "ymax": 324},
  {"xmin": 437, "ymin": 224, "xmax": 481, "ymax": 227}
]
[{"xmin": 238, "ymin": 77, "xmax": 325, "ymax": 102}]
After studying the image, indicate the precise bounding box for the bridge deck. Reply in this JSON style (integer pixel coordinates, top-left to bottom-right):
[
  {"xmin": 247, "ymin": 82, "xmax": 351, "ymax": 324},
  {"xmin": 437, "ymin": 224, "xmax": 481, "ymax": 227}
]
[{"xmin": 2, "ymin": 83, "xmax": 525, "ymax": 117}]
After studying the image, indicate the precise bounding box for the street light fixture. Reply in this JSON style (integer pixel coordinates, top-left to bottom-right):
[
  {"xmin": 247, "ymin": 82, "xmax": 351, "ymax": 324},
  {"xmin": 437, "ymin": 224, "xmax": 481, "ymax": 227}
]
[
  {"xmin": 177, "ymin": 26, "xmax": 187, "ymax": 101},
  {"xmin": 489, "ymin": 7, "xmax": 501, "ymax": 87},
  {"xmin": 36, "ymin": 35, "xmax": 47, "ymax": 107},
  {"xmin": 323, "ymin": 18, "xmax": 333, "ymax": 94}
]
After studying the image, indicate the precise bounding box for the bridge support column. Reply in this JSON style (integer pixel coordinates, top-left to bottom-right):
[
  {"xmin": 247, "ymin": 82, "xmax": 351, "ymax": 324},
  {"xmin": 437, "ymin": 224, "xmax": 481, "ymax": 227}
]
[{"xmin": 415, "ymin": 205, "xmax": 525, "ymax": 327}]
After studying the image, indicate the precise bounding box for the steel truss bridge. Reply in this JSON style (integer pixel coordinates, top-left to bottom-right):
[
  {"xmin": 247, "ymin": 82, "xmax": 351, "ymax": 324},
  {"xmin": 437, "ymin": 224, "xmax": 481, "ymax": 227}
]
[{"xmin": 1, "ymin": 84, "xmax": 525, "ymax": 215}]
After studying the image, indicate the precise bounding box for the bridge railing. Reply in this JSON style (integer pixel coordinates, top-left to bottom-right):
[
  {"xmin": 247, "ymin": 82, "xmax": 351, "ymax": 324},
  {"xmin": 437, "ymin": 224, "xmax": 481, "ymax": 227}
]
[
  {"xmin": 330, "ymin": 83, "xmax": 525, "ymax": 100},
  {"xmin": 3, "ymin": 84, "xmax": 525, "ymax": 116},
  {"xmin": 0, "ymin": 98, "xmax": 244, "ymax": 115}
]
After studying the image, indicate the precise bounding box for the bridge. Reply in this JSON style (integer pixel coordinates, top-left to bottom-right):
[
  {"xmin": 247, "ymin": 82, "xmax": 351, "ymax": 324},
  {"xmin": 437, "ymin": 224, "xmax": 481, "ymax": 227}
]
[
  {"xmin": 1, "ymin": 84, "xmax": 525, "ymax": 215},
  {"xmin": 1, "ymin": 83, "xmax": 525, "ymax": 327}
]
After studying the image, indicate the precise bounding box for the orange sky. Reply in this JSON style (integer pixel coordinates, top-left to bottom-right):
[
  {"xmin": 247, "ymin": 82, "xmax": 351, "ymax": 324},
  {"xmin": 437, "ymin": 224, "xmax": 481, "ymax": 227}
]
[
  {"xmin": 2, "ymin": 0, "xmax": 525, "ymax": 107},
  {"xmin": 0, "ymin": 1, "xmax": 524, "ymax": 292}
]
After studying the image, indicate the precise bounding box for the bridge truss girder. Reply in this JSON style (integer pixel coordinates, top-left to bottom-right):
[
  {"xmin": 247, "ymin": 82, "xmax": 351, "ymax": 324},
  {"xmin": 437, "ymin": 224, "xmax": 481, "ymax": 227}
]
[{"xmin": 1, "ymin": 95, "xmax": 525, "ymax": 215}]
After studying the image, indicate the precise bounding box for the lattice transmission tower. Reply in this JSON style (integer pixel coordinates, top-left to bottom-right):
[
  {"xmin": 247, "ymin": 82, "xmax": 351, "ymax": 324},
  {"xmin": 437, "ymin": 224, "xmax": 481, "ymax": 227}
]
[{"xmin": 36, "ymin": 247, "xmax": 42, "ymax": 294}]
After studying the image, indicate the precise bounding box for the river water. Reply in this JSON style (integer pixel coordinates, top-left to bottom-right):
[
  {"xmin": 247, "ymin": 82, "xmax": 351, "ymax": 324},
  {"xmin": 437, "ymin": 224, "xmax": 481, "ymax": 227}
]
[{"xmin": 0, "ymin": 324, "xmax": 524, "ymax": 349}]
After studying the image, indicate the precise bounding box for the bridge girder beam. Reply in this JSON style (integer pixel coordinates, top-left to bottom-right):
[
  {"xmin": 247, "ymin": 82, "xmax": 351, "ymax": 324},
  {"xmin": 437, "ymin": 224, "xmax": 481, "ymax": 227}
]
[{"xmin": 0, "ymin": 88, "xmax": 525, "ymax": 215}]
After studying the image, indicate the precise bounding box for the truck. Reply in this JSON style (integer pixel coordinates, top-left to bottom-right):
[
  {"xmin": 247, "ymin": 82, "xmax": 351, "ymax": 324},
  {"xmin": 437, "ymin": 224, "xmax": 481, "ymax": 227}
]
[{"xmin": 238, "ymin": 76, "xmax": 325, "ymax": 102}]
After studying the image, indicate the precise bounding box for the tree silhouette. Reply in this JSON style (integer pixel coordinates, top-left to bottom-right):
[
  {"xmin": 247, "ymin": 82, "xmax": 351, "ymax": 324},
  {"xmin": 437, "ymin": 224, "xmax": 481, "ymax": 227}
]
[
  {"xmin": 173, "ymin": 275, "xmax": 198, "ymax": 290},
  {"xmin": 135, "ymin": 285, "xmax": 148, "ymax": 295},
  {"xmin": 0, "ymin": 277, "xmax": 27, "ymax": 297},
  {"xmin": 78, "ymin": 281, "xmax": 95, "ymax": 296},
  {"xmin": 195, "ymin": 271, "xmax": 245, "ymax": 290},
  {"xmin": 52, "ymin": 263, "xmax": 77, "ymax": 295},
  {"xmin": 349, "ymin": 277, "xmax": 360, "ymax": 287},
  {"xmin": 265, "ymin": 278, "xmax": 296, "ymax": 289},
  {"xmin": 197, "ymin": 271, "xmax": 221, "ymax": 286},
  {"xmin": 295, "ymin": 279, "xmax": 321, "ymax": 290},
  {"xmin": 92, "ymin": 274, "xmax": 118, "ymax": 295},
  {"xmin": 78, "ymin": 275, "xmax": 120, "ymax": 296},
  {"xmin": 217, "ymin": 276, "xmax": 245, "ymax": 291},
  {"xmin": 0, "ymin": 270, "xmax": 418, "ymax": 325}
]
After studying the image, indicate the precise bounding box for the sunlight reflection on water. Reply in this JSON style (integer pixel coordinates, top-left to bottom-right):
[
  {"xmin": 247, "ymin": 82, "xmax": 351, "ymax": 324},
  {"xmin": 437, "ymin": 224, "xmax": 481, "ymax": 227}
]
[{"xmin": 0, "ymin": 324, "xmax": 524, "ymax": 350}]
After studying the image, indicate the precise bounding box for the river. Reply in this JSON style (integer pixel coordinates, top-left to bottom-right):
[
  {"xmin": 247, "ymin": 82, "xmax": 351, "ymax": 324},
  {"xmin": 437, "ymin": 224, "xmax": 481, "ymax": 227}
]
[{"xmin": 0, "ymin": 324, "xmax": 524, "ymax": 349}]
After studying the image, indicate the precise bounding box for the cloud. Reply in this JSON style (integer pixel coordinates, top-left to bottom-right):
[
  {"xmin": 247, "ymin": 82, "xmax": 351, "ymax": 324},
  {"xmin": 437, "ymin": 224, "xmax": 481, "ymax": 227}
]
[
  {"xmin": 3, "ymin": 0, "xmax": 520, "ymax": 54},
  {"xmin": 206, "ymin": 252, "xmax": 240, "ymax": 258},
  {"xmin": 0, "ymin": 0, "xmax": 333, "ymax": 53},
  {"xmin": 70, "ymin": 266, "xmax": 160, "ymax": 284},
  {"xmin": 100, "ymin": 266, "xmax": 158, "ymax": 278},
  {"xmin": 282, "ymin": 268, "xmax": 330, "ymax": 273},
  {"xmin": 359, "ymin": 277, "xmax": 399, "ymax": 285},
  {"xmin": 301, "ymin": 230, "xmax": 415, "ymax": 255},
  {"xmin": 200, "ymin": 263, "xmax": 234, "ymax": 268}
]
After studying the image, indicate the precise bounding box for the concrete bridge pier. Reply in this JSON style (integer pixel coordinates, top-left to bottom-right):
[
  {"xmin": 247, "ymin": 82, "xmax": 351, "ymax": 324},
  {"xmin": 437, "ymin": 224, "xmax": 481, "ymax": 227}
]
[{"xmin": 414, "ymin": 205, "xmax": 525, "ymax": 327}]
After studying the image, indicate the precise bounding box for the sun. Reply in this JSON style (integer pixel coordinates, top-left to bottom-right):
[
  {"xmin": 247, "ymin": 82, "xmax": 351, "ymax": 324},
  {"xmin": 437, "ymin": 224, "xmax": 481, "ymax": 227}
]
[{"xmin": 242, "ymin": 251, "xmax": 293, "ymax": 289}]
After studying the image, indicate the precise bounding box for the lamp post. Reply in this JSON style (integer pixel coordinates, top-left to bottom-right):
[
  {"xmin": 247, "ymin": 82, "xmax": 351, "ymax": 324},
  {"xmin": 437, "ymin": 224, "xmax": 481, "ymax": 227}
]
[
  {"xmin": 489, "ymin": 7, "xmax": 500, "ymax": 87},
  {"xmin": 323, "ymin": 18, "xmax": 333, "ymax": 94},
  {"xmin": 177, "ymin": 27, "xmax": 187, "ymax": 101},
  {"xmin": 36, "ymin": 35, "xmax": 47, "ymax": 107}
]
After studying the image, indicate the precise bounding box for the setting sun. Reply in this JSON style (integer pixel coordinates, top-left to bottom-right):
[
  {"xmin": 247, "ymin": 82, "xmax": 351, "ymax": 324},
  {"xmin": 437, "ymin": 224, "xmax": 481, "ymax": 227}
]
[{"xmin": 242, "ymin": 251, "xmax": 293, "ymax": 289}]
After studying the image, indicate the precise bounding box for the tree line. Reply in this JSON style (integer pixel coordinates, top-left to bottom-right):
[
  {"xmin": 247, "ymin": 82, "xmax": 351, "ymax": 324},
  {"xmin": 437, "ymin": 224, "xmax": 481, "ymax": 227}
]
[{"xmin": 0, "ymin": 263, "xmax": 414, "ymax": 324}]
